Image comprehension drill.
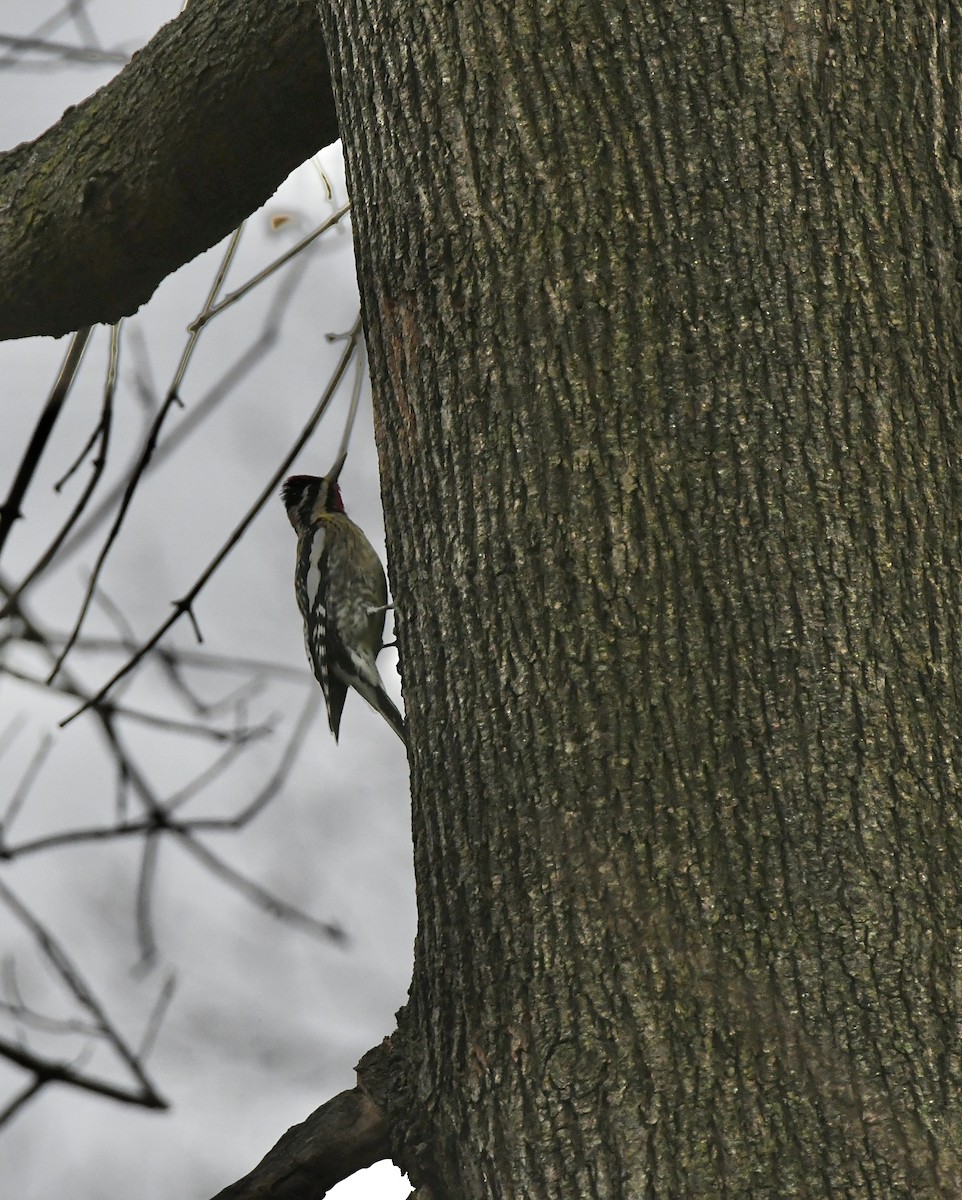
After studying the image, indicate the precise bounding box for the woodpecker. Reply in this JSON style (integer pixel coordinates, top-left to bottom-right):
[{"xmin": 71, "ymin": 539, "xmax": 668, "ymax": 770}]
[{"xmin": 282, "ymin": 468, "xmax": 405, "ymax": 744}]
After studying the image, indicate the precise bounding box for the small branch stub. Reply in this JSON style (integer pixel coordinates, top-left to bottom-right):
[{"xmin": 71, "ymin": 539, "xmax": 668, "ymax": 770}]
[{"xmin": 210, "ymin": 1086, "xmax": 391, "ymax": 1200}]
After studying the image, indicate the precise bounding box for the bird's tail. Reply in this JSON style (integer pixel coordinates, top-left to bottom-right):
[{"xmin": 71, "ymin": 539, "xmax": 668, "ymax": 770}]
[
  {"xmin": 372, "ymin": 684, "xmax": 406, "ymax": 744},
  {"xmin": 356, "ymin": 675, "xmax": 406, "ymax": 744},
  {"xmin": 336, "ymin": 651, "xmax": 407, "ymax": 744}
]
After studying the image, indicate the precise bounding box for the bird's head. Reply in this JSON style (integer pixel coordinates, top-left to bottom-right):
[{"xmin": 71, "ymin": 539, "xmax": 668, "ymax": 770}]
[{"xmin": 282, "ymin": 474, "xmax": 346, "ymax": 534}]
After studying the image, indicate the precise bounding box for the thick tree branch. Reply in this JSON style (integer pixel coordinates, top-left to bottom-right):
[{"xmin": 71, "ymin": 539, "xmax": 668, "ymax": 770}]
[
  {"xmin": 0, "ymin": 0, "xmax": 338, "ymax": 341},
  {"xmin": 210, "ymin": 1087, "xmax": 391, "ymax": 1200}
]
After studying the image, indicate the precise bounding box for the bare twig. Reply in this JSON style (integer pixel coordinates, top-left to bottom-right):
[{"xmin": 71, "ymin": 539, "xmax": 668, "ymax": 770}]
[
  {"xmin": 0, "ymin": 879, "xmax": 166, "ymax": 1106},
  {"xmin": 330, "ymin": 324, "xmax": 368, "ymax": 471},
  {"xmin": 0, "ymin": 1002, "xmax": 99, "ymax": 1037},
  {"xmin": 169, "ymin": 224, "xmax": 245, "ymax": 402},
  {"xmin": 0, "ymin": 1077, "xmax": 45, "ymax": 1129},
  {"xmin": 0, "ymin": 0, "xmax": 115, "ymax": 74},
  {"xmin": 51, "ymin": 257, "xmax": 312, "ymax": 565},
  {"xmin": 2, "ymin": 690, "xmax": 317, "ymax": 859},
  {"xmin": 0, "ymin": 733, "xmax": 52, "ymax": 841},
  {"xmin": 0, "ymin": 966, "xmax": 101, "ymax": 1039},
  {"xmin": 46, "ymin": 638, "xmax": 305, "ymax": 680},
  {"xmin": 68, "ymin": 0, "xmax": 104, "ymax": 49},
  {"xmin": 137, "ymin": 972, "xmax": 176, "ymax": 1061},
  {"xmin": 2, "ymin": 818, "xmax": 173, "ymax": 859},
  {"xmin": 135, "ymin": 831, "xmax": 161, "ymax": 965},
  {"xmin": 90, "ymin": 586, "xmax": 216, "ymax": 716},
  {"xmin": 1, "ymin": 663, "xmax": 272, "ymax": 744},
  {"xmin": 47, "ymin": 228, "xmax": 247, "ymax": 680},
  {"xmin": 0, "ymin": 1035, "xmax": 166, "ymax": 1114},
  {"xmin": 165, "ymin": 730, "xmax": 264, "ymax": 813},
  {"xmin": 62, "ymin": 316, "xmax": 364, "ymax": 727},
  {"xmin": 0, "ymin": 35, "xmax": 128, "ymax": 67},
  {"xmin": 188, "ymin": 205, "xmax": 351, "ymax": 333},
  {"xmin": 1, "ymin": 682, "xmax": 341, "ymax": 948},
  {"xmin": 0, "ymin": 327, "xmax": 93, "ymax": 570},
  {"xmin": 2, "ymin": 579, "xmax": 176, "ymax": 822},
  {"xmin": 215, "ymin": 689, "xmax": 320, "ymax": 828},
  {"xmin": 55, "ymin": 325, "xmax": 118, "ymax": 490},
  {"xmin": 173, "ymin": 832, "xmax": 346, "ymax": 944},
  {"xmin": 0, "ymin": 326, "xmax": 116, "ymax": 618}
]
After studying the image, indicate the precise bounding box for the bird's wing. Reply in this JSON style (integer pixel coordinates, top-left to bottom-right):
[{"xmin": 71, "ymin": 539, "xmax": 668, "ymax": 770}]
[{"xmin": 296, "ymin": 525, "xmax": 334, "ymax": 709}]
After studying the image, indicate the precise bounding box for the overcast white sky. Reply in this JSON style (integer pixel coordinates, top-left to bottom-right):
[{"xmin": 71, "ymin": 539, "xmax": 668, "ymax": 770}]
[{"xmin": 0, "ymin": 4, "xmax": 413, "ymax": 1197}]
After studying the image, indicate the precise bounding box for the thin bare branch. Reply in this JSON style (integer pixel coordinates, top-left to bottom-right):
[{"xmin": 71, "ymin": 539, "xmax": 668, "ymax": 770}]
[
  {"xmin": 0, "ymin": 1001, "xmax": 99, "ymax": 1038},
  {"xmin": 0, "ymin": 958, "xmax": 101, "ymax": 1040},
  {"xmin": 165, "ymin": 730, "xmax": 266, "ymax": 814},
  {"xmin": 0, "ymin": 1003, "xmax": 100, "ymax": 1042},
  {"xmin": 2, "ymin": 818, "xmax": 171, "ymax": 859},
  {"xmin": 168, "ymin": 224, "xmax": 245, "ymax": 402},
  {"xmin": 0, "ymin": 326, "xmax": 116, "ymax": 617},
  {"xmin": 52, "ymin": 257, "xmax": 311, "ymax": 564},
  {"xmin": 188, "ymin": 204, "xmax": 351, "ymax": 333},
  {"xmin": 69, "ymin": 0, "xmax": 104, "ymax": 49},
  {"xmin": 134, "ymin": 831, "xmax": 161, "ymax": 966},
  {"xmin": 214, "ymin": 689, "xmax": 321, "ymax": 828},
  {"xmin": 136, "ymin": 972, "xmax": 176, "ymax": 1062},
  {"xmin": 47, "ymin": 228, "xmax": 247, "ymax": 679},
  {"xmin": 0, "ymin": 733, "xmax": 52, "ymax": 841},
  {"xmin": 0, "ymin": 35, "xmax": 128, "ymax": 66},
  {"xmin": 0, "ymin": 1034, "xmax": 166, "ymax": 1113},
  {"xmin": 1, "ymin": 0, "xmax": 110, "ymax": 67},
  {"xmin": 48, "ymin": 638, "xmax": 305, "ymax": 681},
  {"xmin": 1, "ymin": 663, "xmax": 272, "ymax": 744},
  {"xmin": 90, "ymin": 586, "xmax": 216, "ymax": 716},
  {"xmin": 331, "ymin": 327, "xmax": 368, "ymax": 470},
  {"xmin": 2, "ymin": 690, "xmax": 314, "ymax": 859},
  {"xmin": 0, "ymin": 1077, "xmax": 45, "ymax": 1130},
  {"xmin": 0, "ymin": 327, "xmax": 93, "ymax": 569},
  {"xmin": 0, "ymin": 878, "xmax": 166, "ymax": 1103},
  {"xmin": 55, "ymin": 325, "xmax": 119, "ymax": 490},
  {"xmin": 62, "ymin": 316, "xmax": 364, "ymax": 727},
  {"xmin": 184, "ymin": 606, "xmax": 204, "ymax": 644},
  {"xmin": 1, "ymin": 579, "xmax": 174, "ymax": 823},
  {"xmin": 173, "ymin": 832, "xmax": 346, "ymax": 944}
]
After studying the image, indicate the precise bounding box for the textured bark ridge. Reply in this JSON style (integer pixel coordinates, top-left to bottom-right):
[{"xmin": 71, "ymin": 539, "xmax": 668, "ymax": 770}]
[
  {"xmin": 0, "ymin": 0, "xmax": 337, "ymax": 340},
  {"xmin": 316, "ymin": 1, "xmax": 962, "ymax": 1196}
]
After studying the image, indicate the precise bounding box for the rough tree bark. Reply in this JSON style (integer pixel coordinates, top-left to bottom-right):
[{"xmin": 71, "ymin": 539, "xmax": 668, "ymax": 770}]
[{"xmin": 313, "ymin": 1, "xmax": 962, "ymax": 1196}]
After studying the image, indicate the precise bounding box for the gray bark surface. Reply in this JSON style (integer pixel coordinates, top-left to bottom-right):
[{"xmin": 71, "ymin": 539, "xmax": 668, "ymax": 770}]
[{"xmin": 319, "ymin": 2, "xmax": 962, "ymax": 1195}]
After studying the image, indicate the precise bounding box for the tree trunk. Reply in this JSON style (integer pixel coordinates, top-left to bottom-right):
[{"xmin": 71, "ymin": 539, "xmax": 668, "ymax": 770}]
[{"xmin": 318, "ymin": 1, "xmax": 962, "ymax": 1195}]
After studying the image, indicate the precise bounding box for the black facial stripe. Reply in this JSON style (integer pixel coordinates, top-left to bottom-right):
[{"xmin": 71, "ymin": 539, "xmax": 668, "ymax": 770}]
[{"xmin": 282, "ymin": 475, "xmax": 323, "ymax": 521}]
